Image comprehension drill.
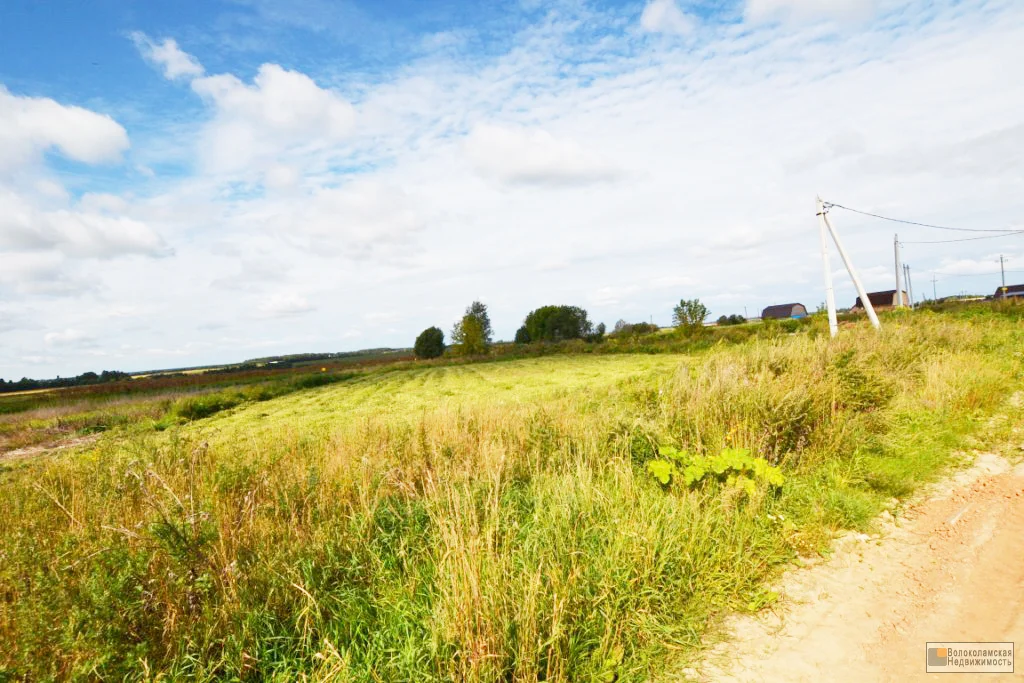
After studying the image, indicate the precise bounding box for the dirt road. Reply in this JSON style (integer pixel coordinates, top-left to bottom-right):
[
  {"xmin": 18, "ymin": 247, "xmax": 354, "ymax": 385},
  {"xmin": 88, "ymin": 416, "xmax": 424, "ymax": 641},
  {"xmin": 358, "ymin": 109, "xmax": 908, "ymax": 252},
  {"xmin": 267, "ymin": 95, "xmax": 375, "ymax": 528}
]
[{"xmin": 692, "ymin": 452, "xmax": 1024, "ymax": 682}]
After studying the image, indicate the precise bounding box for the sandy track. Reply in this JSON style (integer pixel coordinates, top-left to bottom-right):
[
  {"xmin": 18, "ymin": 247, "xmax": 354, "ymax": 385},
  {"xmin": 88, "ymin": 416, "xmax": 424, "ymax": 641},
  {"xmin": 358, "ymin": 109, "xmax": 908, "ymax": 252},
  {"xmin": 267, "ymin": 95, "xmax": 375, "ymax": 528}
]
[{"xmin": 691, "ymin": 452, "xmax": 1024, "ymax": 682}]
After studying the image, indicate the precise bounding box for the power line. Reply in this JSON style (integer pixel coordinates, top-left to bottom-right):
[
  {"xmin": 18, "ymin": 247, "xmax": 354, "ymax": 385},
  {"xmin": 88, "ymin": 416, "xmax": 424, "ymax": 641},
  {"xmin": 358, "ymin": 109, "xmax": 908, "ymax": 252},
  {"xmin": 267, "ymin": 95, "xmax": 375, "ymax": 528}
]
[
  {"xmin": 901, "ymin": 233, "xmax": 1024, "ymax": 245},
  {"xmin": 927, "ymin": 269, "xmax": 1024, "ymax": 279},
  {"xmin": 823, "ymin": 201, "xmax": 1024, "ymax": 234}
]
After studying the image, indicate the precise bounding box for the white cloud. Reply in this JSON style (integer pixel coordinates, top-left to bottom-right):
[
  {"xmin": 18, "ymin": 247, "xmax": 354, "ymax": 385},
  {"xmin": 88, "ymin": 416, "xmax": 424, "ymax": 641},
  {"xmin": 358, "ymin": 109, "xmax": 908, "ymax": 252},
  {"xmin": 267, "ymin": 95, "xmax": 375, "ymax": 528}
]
[
  {"xmin": 592, "ymin": 285, "xmax": 641, "ymax": 306},
  {"xmin": 131, "ymin": 32, "xmax": 205, "ymax": 80},
  {"xmin": 746, "ymin": 0, "xmax": 878, "ymax": 23},
  {"xmin": 266, "ymin": 180, "xmax": 427, "ymax": 258},
  {"xmin": 44, "ymin": 329, "xmax": 95, "ymax": 347},
  {"xmin": 257, "ymin": 293, "xmax": 315, "ymax": 318},
  {"xmin": 935, "ymin": 254, "xmax": 1017, "ymax": 276},
  {"xmin": 0, "ymin": 189, "xmax": 171, "ymax": 259},
  {"xmin": 640, "ymin": 0, "xmax": 696, "ymax": 36},
  {"xmin": 190, "ymin": 64, "xmax": 356, "ymax": 176},
  {"xmin": 0, "ymin": 86, "xmax": 128, "ymax": 171},
  {"xmin": 465, "ymin": 124, "xmax": 619, "ymax": 187},
  {"xmin": 211, "ymin": 258, "xmax": 289, "ymax": 291},
  {"xmin": 0, "ymin": 251, "xmax": 91, "ymax": 296},
  {"xmin": 364, "ymin": 311, "xmax": 401, "ymax": 324}
]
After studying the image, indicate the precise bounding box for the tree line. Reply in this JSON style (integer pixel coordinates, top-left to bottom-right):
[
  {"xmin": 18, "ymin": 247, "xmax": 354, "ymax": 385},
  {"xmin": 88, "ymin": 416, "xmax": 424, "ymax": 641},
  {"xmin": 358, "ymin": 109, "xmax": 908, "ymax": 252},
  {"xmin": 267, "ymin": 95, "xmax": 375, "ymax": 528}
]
[
  {"xmin": 413, "ymin": 298, "xmax": 712, "ymax": 359},
  {"xmin": 0, "ymin": 370, "xmax": 131, "ymax": 394},
  {"xmin": 2, "ymin": 298, "xmax": 717, "ymax": 387}
]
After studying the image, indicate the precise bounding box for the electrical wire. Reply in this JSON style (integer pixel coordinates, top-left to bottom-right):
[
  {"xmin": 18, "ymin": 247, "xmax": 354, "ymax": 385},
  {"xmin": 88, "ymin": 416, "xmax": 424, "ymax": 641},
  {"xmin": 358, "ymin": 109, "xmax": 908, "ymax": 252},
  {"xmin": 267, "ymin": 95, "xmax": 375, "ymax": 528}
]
[
  {"xmin": 927, "ymin": 269, "xmax": 1024, "ymax": 279},
  {"xmin": 823, "ymin": 201, "xmax": 1024, "ymax": 234},
  {"xmin": 901, "ymin": 233, "xmax": 1024, "ymax": 245}
]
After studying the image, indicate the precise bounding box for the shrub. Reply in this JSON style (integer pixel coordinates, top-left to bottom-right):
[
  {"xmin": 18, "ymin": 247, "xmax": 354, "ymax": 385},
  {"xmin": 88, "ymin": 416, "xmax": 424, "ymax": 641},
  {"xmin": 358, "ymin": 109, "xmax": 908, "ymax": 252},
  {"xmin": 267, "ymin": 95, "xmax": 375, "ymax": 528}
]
[
  {"xmin": 673, "ymin": 298, "xmax": 709, "ymax": 333},
  {"xmin": 646, "ymin": 446, "xmax": 785, "ymax": 499},
  {"xmin": 523, "ymin": 305, "xmax": 594, "ymax": 342},
  {"xmin": 610, "ymin": 321, "xmax": 659, "ymax": 338},
  {"xmin": 414, "ymin": 327, "xmax": 446, "ymax": 359},
  {"xmin": 172, "ymin": 392, "xmax": 244, "ymax": 421}
]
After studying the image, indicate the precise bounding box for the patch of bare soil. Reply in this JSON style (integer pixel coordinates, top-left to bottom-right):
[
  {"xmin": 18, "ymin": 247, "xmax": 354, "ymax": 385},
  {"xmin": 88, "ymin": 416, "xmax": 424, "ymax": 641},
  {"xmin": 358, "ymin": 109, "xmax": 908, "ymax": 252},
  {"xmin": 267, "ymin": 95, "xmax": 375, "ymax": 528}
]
[
  {"xmin": 0, "ymin": 434, "xmax": 101, "ymax": 463},
  {"xmin": 688, "ymin": 452, "xmax": 1024, "ymax": 682}
]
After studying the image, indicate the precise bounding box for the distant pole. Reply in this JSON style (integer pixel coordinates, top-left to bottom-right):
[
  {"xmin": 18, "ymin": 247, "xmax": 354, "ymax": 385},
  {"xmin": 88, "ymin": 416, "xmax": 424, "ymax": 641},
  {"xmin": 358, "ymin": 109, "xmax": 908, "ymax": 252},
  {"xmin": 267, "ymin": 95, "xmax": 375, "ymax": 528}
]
[
  {"xmin": 904, "ymin": 264, "xmax": 915, "ymax": 307},
  {"xmin": 932, "ymin": 274, "xmax": 938, "ymax": 301},
  {"xmin": 894, "ymin": 234, "xmax": 904, "ymax": 308},
  {"xmin": 744, "ymin": 306, "xmax": 748, "ymax": 319},
  {"xmin": 817, "ymin": 196, "xmax": 839, "ymax": 337},
  {"xmin": 823, "ymin": 203, "xmax": 881, "ymax": 331},
  {"xmin": 1000, "ymin": 255, "xmax": 1006, "ymax": 289}
]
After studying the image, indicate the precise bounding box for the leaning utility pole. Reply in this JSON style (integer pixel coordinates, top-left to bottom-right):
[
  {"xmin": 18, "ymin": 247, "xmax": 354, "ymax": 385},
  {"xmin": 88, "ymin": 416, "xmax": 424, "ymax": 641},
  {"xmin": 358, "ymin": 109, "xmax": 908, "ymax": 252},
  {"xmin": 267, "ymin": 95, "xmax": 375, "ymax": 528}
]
[
  {"xmin": 817, "ymin": 198, "xmax": 839, "ymax": 337},
  {"xmin": 817, "ymin": 197, "xmax": 881, "ymax": 335},
  {"xmin": 894, "ymin": 234, "xmax": 904, "ymax": 308}
]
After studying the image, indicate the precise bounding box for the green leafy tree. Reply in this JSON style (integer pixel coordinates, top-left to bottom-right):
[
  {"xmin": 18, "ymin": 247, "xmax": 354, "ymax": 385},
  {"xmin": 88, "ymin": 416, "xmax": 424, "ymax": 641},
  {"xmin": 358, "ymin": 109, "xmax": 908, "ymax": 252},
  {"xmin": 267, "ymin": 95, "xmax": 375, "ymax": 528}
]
[
  {"xmin": 672, "ymin": 298, "xmax": 709, "ymax": 331},
  {"xmin": 523, "ymin": 305, "xmax": 593, "ymax": 342},
  {"xmin": 414, "ymin": 327, "xmax": 445, "ymax": 359},
  {"xmin": 717, "ymin": 314, "xmax": 746, "ymax": 326},
  {"xmin": 452, "ymin": 314, "xmax": 488, "ymax": 355},
  {"xmin": 514, "ymin": 326, "xmax": 531, "ymax": 344},
  {"xmin": 465, "ymin": 301, "xmax": 493, "ymax": 344}
]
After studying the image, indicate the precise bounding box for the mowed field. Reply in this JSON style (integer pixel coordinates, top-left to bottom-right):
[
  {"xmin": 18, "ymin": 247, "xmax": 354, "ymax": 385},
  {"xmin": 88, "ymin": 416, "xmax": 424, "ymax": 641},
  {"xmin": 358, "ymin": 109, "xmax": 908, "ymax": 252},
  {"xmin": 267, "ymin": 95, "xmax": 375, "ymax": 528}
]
[
  {"xmin": 2, "ymin": 308, "xmax": 1024, "ymax": 681},
  {"xmin": 200, "ymin": 355, "xmax": 685, "ymax": 444}
]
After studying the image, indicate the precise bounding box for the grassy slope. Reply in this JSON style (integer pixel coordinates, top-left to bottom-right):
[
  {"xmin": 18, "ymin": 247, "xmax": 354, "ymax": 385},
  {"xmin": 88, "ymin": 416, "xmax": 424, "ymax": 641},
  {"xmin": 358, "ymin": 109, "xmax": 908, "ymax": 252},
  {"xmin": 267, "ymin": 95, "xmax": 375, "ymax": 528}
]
[{"xmin": 1, "ymin": 311, "xmax": 1023, "ymax": 681}]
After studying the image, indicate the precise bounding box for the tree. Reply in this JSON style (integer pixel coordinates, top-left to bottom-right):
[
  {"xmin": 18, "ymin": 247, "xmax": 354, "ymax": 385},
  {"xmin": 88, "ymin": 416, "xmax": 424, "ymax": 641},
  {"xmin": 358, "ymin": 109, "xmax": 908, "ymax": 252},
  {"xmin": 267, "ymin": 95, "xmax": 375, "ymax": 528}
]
[
  {"xmin": 717, "ymin": 314, "xmax": 745, "ymax": 326},
  {"xmin": 465, "ymin": 301, "xmax": 493, "ymax": 344},
  {"xmin": 452, "ymin": 313, "xmax": 488, "ymax": 355},
  {"xmin": 673, "ymin": 298, "xmax": 709, "ymax": 331},
  {"xmin": 414, "ymin": 326, "xmax": 445, "ymax": 359},
  {"xmin": 451, "ymin": 300, "xmax": 492, "ymax": 355},
  {"xmin": 514, "ymin": 326, "xmax": 531, "ymax": 344},
  {"xmin": 609, "ymin": 321, "xmax": 658, "ymax": 338},
  {"xmin": 523, "ymin": 305, "xmax": 593, "ymax": 342}
]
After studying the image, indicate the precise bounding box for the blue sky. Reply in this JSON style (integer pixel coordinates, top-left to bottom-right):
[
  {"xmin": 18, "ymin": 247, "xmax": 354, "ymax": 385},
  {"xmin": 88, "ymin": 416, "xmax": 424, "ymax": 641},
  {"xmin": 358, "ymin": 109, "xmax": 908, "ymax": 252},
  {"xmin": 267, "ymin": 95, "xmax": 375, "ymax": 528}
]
[{"xmin": 2, "ymin": 0, "xmax": 1024, "ymax": 378}]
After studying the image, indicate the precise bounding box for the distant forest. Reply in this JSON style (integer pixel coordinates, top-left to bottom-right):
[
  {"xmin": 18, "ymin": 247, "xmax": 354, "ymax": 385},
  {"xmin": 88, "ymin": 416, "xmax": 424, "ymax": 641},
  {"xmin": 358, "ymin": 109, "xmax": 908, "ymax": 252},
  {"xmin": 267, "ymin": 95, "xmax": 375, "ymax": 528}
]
[
  {"xmin": 0, "ymin": 370, "xmax": 131, "ymax": 394},
  {"xmin": 0, "ymin": 348, "xmax": 409, "ymax": 394}
]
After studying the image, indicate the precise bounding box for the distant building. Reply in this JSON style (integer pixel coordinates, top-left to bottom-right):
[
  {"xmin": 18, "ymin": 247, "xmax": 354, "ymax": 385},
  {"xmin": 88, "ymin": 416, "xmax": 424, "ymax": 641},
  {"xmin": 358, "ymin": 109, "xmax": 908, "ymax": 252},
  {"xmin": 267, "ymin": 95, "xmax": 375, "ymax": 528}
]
[
  {"xmin": 761, "ymin": 303, "xmax": 808, "ymax": 320},
  {"xmin": 994, "ymin": 284, "xmax": 1024, "ymax": 299},
  {"xmin": 853, "ymin": 290, "xmax": 909, "ymax": 310}
]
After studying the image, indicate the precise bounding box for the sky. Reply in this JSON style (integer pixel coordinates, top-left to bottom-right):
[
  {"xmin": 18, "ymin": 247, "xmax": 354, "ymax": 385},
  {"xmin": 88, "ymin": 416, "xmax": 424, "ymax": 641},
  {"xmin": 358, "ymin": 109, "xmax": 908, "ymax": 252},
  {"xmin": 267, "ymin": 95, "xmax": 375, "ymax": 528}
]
[{"xmin": 1, "ymin": 0, "xmax": 1023, "ymax": 378}]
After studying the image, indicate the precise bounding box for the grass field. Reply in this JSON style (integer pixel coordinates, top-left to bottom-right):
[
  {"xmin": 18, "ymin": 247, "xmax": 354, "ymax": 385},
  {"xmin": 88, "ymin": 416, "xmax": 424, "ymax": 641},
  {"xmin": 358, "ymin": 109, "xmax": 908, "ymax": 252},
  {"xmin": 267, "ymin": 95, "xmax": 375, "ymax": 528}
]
[{"xmin": 2, "ymin": 306, "xmax": 1023, "ymax": 681}]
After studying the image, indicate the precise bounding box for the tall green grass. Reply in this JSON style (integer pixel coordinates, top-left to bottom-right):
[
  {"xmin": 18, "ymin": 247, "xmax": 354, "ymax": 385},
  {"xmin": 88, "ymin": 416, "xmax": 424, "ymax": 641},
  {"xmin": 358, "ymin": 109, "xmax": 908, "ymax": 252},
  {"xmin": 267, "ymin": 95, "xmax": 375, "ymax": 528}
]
[{"xmin": 1, "ymin": 311, "xmax": 1021, "ymax": 681}]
